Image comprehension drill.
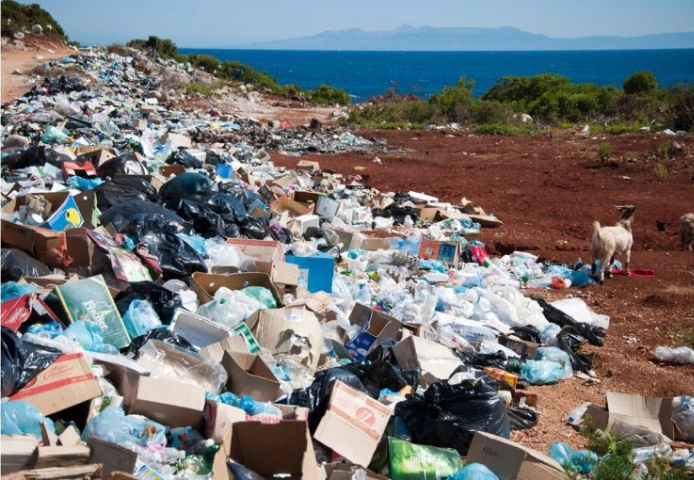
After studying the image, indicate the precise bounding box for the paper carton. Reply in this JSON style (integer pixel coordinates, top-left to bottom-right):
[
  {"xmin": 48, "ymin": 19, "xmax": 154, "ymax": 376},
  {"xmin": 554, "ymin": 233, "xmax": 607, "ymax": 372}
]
[
  {"xmin": 584, "ymin": 392, "xmax": 675, "ymax": 440},
  {"xmin": 483, "ymin": 367, "xmax": 519, "ymax": 389},
  {"xmin": 44, "ymin": 275, "xmax": 130, "ymax": 349},
  {"xmin": 88, "ymin": 438, "xmax": 138, "ymax": 477},
  {"xmin": 1, "ymin": 294, "xmax": 62, "ymax": 332},
  {"xmin": 203, "ymin": 400, "xmax": 247, "ymax": 450},
  {"xmin": 271, "ymin": 194, "xmax": 314, "ymax": 217},
  {"xmin": 2, "ymin": 192, "xmax": 85, "ymax": 231},
  {"xmin": 418, "ymin": 238, "xmax": 461, "ymax": 268},
  {"xmin": 296, "ymin": 160, "xmax": 320, "ymax": 172},
  {"xmin": 315, "ymin": 381, "xmax": 392, "ymax": 467},
  {"xmin": 10, "ymin": 352, "xmax": 102, "ymax": 415},
  {"xmin": 392, "ymin": 336, "xmax": 463, "ymax": 387},
  {"xmin": 285, "ymin": 252, "xmax": 335, "ymax": 293},
  {"xmin": 159, "ymin": 132, "xmax": 192, "ymax": 148},
  {"xmin": 0, "ymin": 435, "xmax": 38, "ymax": 473},
  {"xmin": 225, "ymin": 237, "xmax": 285, "ymax": 266},
  {"xmin": 245, "ymin": 307, "xmax": 324, "ymax": 372},
  {"xmin": 76, "ymin": 147, "xmax": 116, "ymax": 169},
  {"xmin": 199, "ymin": 325, "xmax": 261, "ymax": 361},
  {"xmin": 499, "ymin": 335, "xmax": 540, "ymax": 359},
  {"xmin": 345, "ymin": 303, "xmax": 401, "ymax": 362},
  {"xmin": 466, "ymin": 431, "xmax": 564, "ymax": 480},
  {"xmin": 227, "ymin": 421, "xmax": 320, "ymax": 480},
  {"xmin": 221, "ymin": 350, "xmax": 281, "ymax": 402},
  {"xmin": 190, "ymin": 271, "xmax": 284, "ymax": 306}
]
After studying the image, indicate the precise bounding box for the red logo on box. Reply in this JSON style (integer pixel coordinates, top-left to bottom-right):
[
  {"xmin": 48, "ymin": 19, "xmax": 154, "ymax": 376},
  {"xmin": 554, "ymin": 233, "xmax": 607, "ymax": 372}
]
[{"xmin": 355, "ymin": 407, "xmax": 376, "ymax": 427}]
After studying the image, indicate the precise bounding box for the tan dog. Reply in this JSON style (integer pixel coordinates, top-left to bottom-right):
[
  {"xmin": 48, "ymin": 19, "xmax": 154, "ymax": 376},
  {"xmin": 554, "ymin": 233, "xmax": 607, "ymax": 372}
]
[
  {"xmin": 590, "ymin": 205, "xmax": 635, "ymax": 284},
  {"xmin": 680, "ymin": 213, "xmax": 694, "ymax": 251}
]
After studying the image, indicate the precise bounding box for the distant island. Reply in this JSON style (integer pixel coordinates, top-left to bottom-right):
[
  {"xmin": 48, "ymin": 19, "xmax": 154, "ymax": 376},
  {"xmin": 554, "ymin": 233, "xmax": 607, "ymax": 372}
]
[{"xmin": 234, "ymin": 25, "xmax": 694, "ymax": 51}]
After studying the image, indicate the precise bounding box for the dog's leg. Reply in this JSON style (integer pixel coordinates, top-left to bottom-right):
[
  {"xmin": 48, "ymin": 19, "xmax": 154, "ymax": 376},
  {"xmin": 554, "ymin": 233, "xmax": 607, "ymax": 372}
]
[
  {"xmin": 606, "ymin": 255, "xmax": 615, "ymax": 278},
  {"xmin": 625, "ymin": 249, "xmax": 631, "ymax": 276}
]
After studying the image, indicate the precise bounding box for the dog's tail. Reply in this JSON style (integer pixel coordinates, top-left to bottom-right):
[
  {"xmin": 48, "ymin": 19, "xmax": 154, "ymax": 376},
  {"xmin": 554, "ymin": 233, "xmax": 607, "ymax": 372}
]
[{"xmin": 592, "ymin": 221, "xmax": 601, "ymax": 240}]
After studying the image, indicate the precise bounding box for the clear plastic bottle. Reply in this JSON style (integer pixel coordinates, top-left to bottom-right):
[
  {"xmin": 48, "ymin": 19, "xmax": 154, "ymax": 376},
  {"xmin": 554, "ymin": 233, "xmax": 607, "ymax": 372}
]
[
  {"xmin": 356, "ymin": 283, "xmax": 371, "ymax": 305},
  {"xmin": 568, "ymin": 402, "xmax": 592, "ymax": 425}
]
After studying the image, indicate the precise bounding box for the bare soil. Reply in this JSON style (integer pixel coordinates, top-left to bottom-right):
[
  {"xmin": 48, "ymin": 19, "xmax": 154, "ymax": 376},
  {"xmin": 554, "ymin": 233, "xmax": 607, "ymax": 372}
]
[{"xmin": 274, "ymin": 129, "xmax": 694, "ymax": 451}]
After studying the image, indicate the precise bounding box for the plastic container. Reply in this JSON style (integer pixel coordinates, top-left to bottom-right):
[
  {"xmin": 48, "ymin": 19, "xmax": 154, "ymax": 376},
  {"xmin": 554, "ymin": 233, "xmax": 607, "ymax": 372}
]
[{"xmin": 567, "ymin": 402, "xmax": 592, "ymax": 425}]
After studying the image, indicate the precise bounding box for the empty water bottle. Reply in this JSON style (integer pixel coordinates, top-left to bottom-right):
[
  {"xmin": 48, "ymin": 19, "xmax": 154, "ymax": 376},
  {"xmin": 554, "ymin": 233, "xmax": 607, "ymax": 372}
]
[
  {"xmin": 568, "ymin": 402, "xmax": 592, "ymax": 425},
  {"xmin": 655, "ymin": 346, "xmax": 694, "ymax": 364}
]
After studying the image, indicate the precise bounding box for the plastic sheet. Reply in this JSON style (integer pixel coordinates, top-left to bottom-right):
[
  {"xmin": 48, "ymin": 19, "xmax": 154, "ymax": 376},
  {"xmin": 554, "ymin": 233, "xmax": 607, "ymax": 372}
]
[
  {"xmin": 1, "ymin": 249, "xmax": 52, "ymax": 282},
  {"xmin": 1, "ymin": 282, "xmax": 40, "ymax": 302},
  {"xmin": 82, "ymin": 405, "xmax": 167, "ymax": 448},
  {"xmin": 122, "ymin": 299, "xmax": 162, "ymax": 339},
  {"xmin": 159, "ymin": 172, "xmax": 212, "ymax": 201},
  {"xmin": 507, "ymin": 406, "xmax": 539, "ymax": 430},
  {"xmin": 672, "ymin": 395, "xmax": 694, "ymax": 441},
  {"xmin": 115, "ymin": 281, "xmax": 183, "ymax": 325},
  {"xmin": 94, "ymin": 176, "xmax": 159, "ymax": 211},
  {"xmin": 1, "ymin": 327, "xmax": 62, "ymax": 397},
  {"xmin": 96, "ymin": 152, "xmax": 148, "ymax": 177},
  {"xmin": 241, "ymin": 286, "xmax": 277, "ymax": 309},
  {"xmin": 534, "ymin": 347, "xmax": 573, "ymax": 379},
  {"xmin": 1, "ymin": 400, "xmax": 56, "ymax": 438},
  {"xmin": 122, "ymin": 327, "xmax": 196, "ymax": 358},
  {"xmin": 64, "ymin": 320, "xmax": 117, "ymax": 354}
]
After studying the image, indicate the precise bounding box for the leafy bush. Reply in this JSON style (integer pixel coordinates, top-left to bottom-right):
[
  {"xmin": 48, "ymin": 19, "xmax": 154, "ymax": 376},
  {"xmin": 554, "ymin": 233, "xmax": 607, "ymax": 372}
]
[
  {"xmin": 429, "ymin": 77, "xmax": 475, "ymax": 121},
  {"xmin": 670, "ymin": 83, "xmax": 694, "ymax": 132},
  {"xmin": 623, "ymin": 71, "xmax": 658, "ymax": 95},
  {"xmin": 653, "ymin": 163, "xmax": 669, "ymax": 181},
  {"xmin": 184, "ymin": 82, "xmax": 222, "ymax": 96},
  {"xmin": 186, "ymin": 54, "xmax": 220, "ymax": 73},
  {"xmin": 309, "ymin": 84, "xmax": 351, "ymax": 106},
  {"xmin": 598, "ymin": 142, "xmax": 612, "ymax": 163},
  {"xmin": 1, "ymin": 0, "xmax": 66, "ymax": 37},
  {"xmin": 126, "ymin": 36, "xmax": 179, "ymax": 59}
]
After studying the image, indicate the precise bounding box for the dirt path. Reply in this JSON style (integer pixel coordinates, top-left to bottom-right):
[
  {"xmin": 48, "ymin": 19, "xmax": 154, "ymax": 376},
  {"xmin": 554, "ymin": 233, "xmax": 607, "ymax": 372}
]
[
  {"xmin": 1, "ymin": 35, "xmax": 76, "ymax": 103},
  {"xmin": 274, "ymin": 129, "xmax": 694, "ymax": 451}
]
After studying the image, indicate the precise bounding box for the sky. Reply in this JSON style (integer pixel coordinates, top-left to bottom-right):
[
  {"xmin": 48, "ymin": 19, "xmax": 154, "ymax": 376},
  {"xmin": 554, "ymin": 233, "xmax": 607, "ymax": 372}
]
[{"xmin": 22, "ymin": 0, "xmax": 694, "ymax": 48}]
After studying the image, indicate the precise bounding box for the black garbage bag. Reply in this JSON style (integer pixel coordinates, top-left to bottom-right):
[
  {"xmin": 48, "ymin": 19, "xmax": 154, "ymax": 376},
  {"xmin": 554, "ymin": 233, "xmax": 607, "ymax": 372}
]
[
  {"xmin": 268, "ymin": 224, "xmax": 292, "ymax": 244},
  {"xmin": 555, "ymin": 326, "xmax": 596, "ymax": 373},
  {"xmin": 384, "ymin": 205, "xmax": 419, "ymax": 225},
  {"xmin": 511, "ymin": 325, "xmax": 542, "ymax": 344},
  {"xmin": 1, "ymin": 249, "xmax": 52, "ymax": 282},
  {"xmin": 166, "ymin": 198, "xmax": 226, "ymax": 239},
  {"xmin": 94, "ymin": 176, "xmax": 159, "ymax": 211},
  {"xmin": 341, "ymin": 361, "xmax": 408, "ymax": 399},
  {"xmin": 241, "ymin": 217, "xmax": 270, "ymax": 240},
  {"xmin": 100, "ymin": 200, "xmax": 184, "ymax": 232},
  {"xmin": 208, "ymin": 193, "xmax": 247, "ymax": 220},
  {"xmin": 115, "ymin": 282, "xmax": 183, "ymax": 325},
  {"xmin": 122, "ymin": 327, "xmax": 196, "ymax": 358},
  {"xmin": 288, "ymin": 367, "xmax": 368, "ymax": 433},
  {"xmin": 507, "ymin": 406, "xmax": 539, "ymax": 430},
  {"xmin": 2, "ymin": 327, "xmax": 62, "ymax": 397},
  {"xmin": 165, "ymin": 148, "xmax": 203, "ymax": 169},
  {"xmin": 227, "ymin": 460, "xmax": 265, "ymax": 480},
  {"xmin": 160, "ymin": 172, "xmax": 211, "ymax": 201},
  {"xmin": 1, "ymin": 146, "xmax": 46, "ymax": 170},
  {"xmin": 395, "ymin": 379, "xmax": 510, "ymax": 455},
  {"xmin": 96, "ymin": 152, "xmax": 148, "ymax": 177},
  {"xmin": 531, "ymin": 296, "xmax": 606, "ymax": 346},
  {"xmin": 456, "ymin": 350, "xmax": 507, "ymax": 369},
  {"xmin": 124, "ymin": 216, "xmax": 207, "ymax": 279}
]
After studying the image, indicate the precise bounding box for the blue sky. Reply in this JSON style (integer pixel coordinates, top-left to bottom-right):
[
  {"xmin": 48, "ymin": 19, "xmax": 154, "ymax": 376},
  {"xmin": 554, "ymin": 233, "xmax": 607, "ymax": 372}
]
[{"xmin": 24, "ymin": 0, "xmax": 694, "ymax": 47}]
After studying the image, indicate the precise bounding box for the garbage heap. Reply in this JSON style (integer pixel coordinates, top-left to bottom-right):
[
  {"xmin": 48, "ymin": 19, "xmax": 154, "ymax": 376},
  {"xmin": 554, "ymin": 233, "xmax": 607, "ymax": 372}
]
[{"xmin": 2, "ymin": 48, "xmax": 693, "ymax": 480}]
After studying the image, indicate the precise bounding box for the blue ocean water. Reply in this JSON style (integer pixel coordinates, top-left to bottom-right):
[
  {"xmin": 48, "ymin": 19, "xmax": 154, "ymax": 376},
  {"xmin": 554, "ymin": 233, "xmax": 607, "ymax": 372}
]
[{"xmin": 179, "ymin": 49, "xmax": 694, "ymax": 101}]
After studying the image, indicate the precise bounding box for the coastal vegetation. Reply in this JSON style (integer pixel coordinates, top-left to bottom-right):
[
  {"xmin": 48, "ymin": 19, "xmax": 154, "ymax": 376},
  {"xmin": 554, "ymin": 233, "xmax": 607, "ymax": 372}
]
[{"xmin": 1, "ymin": 1, "xmax": 66, "ymax": 38}]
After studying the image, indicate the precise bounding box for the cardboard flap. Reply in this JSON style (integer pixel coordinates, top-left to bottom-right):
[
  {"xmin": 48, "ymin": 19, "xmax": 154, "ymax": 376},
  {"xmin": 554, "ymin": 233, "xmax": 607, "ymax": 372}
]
[{"xmin": 606, "ymin": 392, "xmax": 674, "ymax": 437}]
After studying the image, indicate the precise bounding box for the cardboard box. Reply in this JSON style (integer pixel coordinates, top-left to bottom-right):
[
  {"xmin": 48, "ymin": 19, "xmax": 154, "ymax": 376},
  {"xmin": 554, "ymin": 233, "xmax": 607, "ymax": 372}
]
[
  {"xmin": 88, "ymin": 438, "xmax": 138, "ymax": 477},
  {"xmin": 1, "ymin": 293, "xmax": 62, "ymax": 332},
  {"xmin": 418, "ymin": 238, "xmax": 461, "ymax": 268},
  {"xmin": 0, "ymin": 435, "xmax": 38, "ymax": 473},
  {"xmin": 2, "ymin": 192, "xmax": 84, "ymax": 231},
  {"xmin": 499, "ymin": 335, "xmax": 540, "ymax": 359},
  {"xmin": 120, "ymin": 371, "xmax": 206, "ymax": 428},
  {"xmin": 271, "ymin": 195, "xmax": 314, "ymax": 217},
  {"xmin": 169, "ymin": 308, "xmax": 232, "ymax": 349},
  {"xmin": 227, "ymin": 421, "xmax": 320, "ymax": 480},
  {"xmin": 190, "ymin": 272, "xmax": 283, "ymax": 307},
  {"xmin": 222, "ymin": 350, "xmax": 281, "ymax": 402},
  {"xmin": 10, "ymin": 352, "xmax": 102, "ymax": 415},
  {"xmin": 392, "ymin": 336, "xmax": 463, "ymax": 387},
  {"xmin": 345, "ymin": 303, "xmax": 401, "ymax": 362},
  {"xmin": 86, "ymin": 230, "xmax": 152, "ymax": 282},
  {"xmin": 245, "ymin": 307, "xmax": 324, "ymax": 372},
  {"xmin": 285, "ymin": 252, "xmax": 335, "ymax": 294},
  {"xmin": 204, "ymin": 400, "xmax": 247, "ymax": 449},
  {"xmin": 225, "ymin": 238, "xmax": 285, "ymax": 267},
  {"xmin": 315, "ymin": 381, "xmax": 392, "ymax": 467},
  {"xmin": 293, "ymin": 214, "xmax": 320, "ymax": 234},
  {"xmin": 584, "ymin": 392, "xmax": 675, "ymax": 440},
  {"xmin": 296, "ymin": 160, "xmax": 320, "ymax": 172},
  {"xmin": 323, "ymin": 463, "xmax": 389, "ymax": 480},
  {"xmin": 466, "ymin": 432, "xmax": 564, "ymax": 480},
  {"xmin": 199, "ymin": 325, "xmax": 261, "ymax": 361},
  {"xmin": 45, "ymin": 275, "xmax": 130, "ymax": 349},
  {"xmin": 388, "ymin": 437, "xmax": 462, "ymax": 480},
  {"xmin": 76, "ymin": 147, "xmax": 116, "ymax": 169},
  {"xmin": 361, "ymin": 237, "xmax": 392, "ymax": 251},
  {"xmin": 158, "ymin": 164, "xmax": 186, "ymax": 177},
  {"xmin": 160, "ymin": 132, "xmax": 192, "ymax": 148},
  {"xmin": 483, "ymin": 367, "xmax": 518, "ymax": 389},
  {"xmin": 62, "ymin": 161, "xmax": 97, "ymax": 178}
]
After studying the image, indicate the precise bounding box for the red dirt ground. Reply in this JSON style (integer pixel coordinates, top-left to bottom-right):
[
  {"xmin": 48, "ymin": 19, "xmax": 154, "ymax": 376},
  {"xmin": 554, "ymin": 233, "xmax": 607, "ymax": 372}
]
[{"xmin": 274, "ymin": 129, "xmax": 694, "ymax": 451}]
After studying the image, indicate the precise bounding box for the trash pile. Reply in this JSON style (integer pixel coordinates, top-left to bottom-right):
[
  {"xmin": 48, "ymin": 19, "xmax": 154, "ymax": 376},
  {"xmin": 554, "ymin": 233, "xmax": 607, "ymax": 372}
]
[{"xmin": 2, "ymin": 48, "xmax": 692, "ymax": 480}]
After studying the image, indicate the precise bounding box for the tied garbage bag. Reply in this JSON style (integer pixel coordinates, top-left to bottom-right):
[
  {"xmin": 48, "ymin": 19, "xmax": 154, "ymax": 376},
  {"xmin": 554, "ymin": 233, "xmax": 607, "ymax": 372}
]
[
  {"xmin": 548, "ymin": 441, "xmax": 573, "ymax": 464},
  {"xmin": 160, "ymin": 172, "xmax": 212, "ymax": 201},
  {"xmin": 520, "ymin": 360, "xmax": 564, "ymax": 385},
  {"xmin": 507, "ymin": 406, "xmax": 539, "ymax": 430},
  {"xmin": 531, "ymin": 296, "xmax": 606, "ymax": 347},
  {"xmin": 534, "ymin": 347, "xmax": 573, "ymax": 379},
  {"xmin": 122, "ymin": 299, "xmax": 162, "ymax": 339},
  {"xmin": 82, "ymin": 405, "xmax": 166, "ymax": 448},
  {"xmin": 672, "ymin": 395, "xmax": 694, "ymax": 441},
  {"xmin": 64, "ymin": 320, "xmax": 117, "ymax": 354},
  {"xmin": 448, "ymin": 464, "xmax": 499, "ymax": 480},
  {"xmin": 99, "ymin": 200, "xmax": 185, "ymax": 233},
  {"xmin": 115, "ymin": 281, "xmax": 183, "ymax": 325},
  {"xmin": 395, "ymin": 379, "xmax": 510, "ymax": 455},
  {"xmin": 1, "ymin": 400, "xmax": 56, "ymax": 438},
  {"xmin": 242, "ymin": 286, "xmax": 278, "ymax": 309},
  {"xmin": 1, "ymin": 249, "xmax": 52, "ymax": 282},
  {"xmin": 41, "ymin": 124, "xmax": 69, "ymax": 144},
  {"xmin": 96, "ymin": 152, "xmax": 147, "ymax": 177},
  {"xmin": 2, "ymin": 327, "xmax": 62, "ymax": 397},
  {"xmin": 94, "ymin": 176, "xmax": 159, "ymax": 211}
]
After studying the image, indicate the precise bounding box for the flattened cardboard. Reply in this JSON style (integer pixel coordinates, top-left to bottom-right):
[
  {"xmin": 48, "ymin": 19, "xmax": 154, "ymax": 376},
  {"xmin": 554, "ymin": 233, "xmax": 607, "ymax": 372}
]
[
  {"xmin": 1, "ymin": 435, "xmax": 38, "ymax": 473},
  {"xmin": 315, "ymin": 381, "xmax": 392, "ymax": 467},
  {"xmin": 585, "ymin": 392, "xmax": 675, "ymax": 439},
  {"xmin": 499, "ymin": 335, "xmax": 539, "ymax": 359},
  {"xmin": 88, "ymin": 438, "xmax": 138, "ymax": 477},
  {"xmin": 345, "ymin": 303, "xmax": 401, "ymax": 362},
  {"xmin": 10, "ymin": 352, "xmax": 102, "ymax": 415},
  {"xmin": 418, "ymin": 238, "xmax": 461, "ymax": 268},
  {"xmin": 392, "ymin": 336, "xmax": 462, "ymax": 386},
  {"xmin": 34, "ymin": 445, "xmax": 91, "ymax": 469},
  {"xmin": 190, "ymin": 271, "xmax": 283, "ymax": 307},
  {"xmin": 222, "ymin": 350, "xmax": 281, "ymax": 402},
  {"xmin": 466, "ymin": 431, "xmax": 564, "ymax": 480}
]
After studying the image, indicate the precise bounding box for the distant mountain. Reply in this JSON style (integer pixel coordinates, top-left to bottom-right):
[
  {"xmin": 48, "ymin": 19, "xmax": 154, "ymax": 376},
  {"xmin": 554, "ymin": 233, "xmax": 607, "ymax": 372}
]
[{"xmin": 236, "ymin": 25, "xmax": 694, "ymax": 51}]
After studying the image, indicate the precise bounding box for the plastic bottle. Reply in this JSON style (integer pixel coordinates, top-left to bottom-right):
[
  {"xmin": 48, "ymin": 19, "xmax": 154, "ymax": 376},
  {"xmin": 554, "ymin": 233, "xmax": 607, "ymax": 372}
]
[
  {"xmin": 568, "ymin": 402, "xmax": 592, "ymax": 425},
  {"xmin": 356, "ymin": 283, "xmax": 371, "ymax": 305},
  {"xmin": 655, "ymin": 346, "xmax": 694, "ymax": 365}
]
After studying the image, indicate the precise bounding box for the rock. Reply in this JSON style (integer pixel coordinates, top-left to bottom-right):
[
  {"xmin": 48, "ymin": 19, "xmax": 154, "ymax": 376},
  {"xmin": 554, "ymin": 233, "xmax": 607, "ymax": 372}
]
[
  {"xmin": 32, "ymin": 24, "xmax": 43, "ymax": 34},
  {"xmin": 13, "ymin": 32, "xmax": 25, "ymax": 40}
]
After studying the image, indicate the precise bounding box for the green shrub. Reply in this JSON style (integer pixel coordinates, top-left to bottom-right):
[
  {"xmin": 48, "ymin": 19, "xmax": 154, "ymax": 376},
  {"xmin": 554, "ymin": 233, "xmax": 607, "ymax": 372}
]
[
  {"xmin": 623, "ymin": 71, "xmax": 658, "ymax": 95},
  {"xmin": 186, "ymin": 53, "xmax": 220, "ymax": 73},
  {"xmin": 473, "ymin": 124, "xmax": 537, "ymax": 135},
  {"xmin": 1, "ymin": 0, "xmax": 66, "ymax": 37},
  {"xmin": 598, "ymin": 142, "xmax": 612, "ymax": 163},
  {"xmin": 670, "ymin": 83, "xmax": 694, "ymax": 132},
  {"xmin": 429, "ymin": 77, "xmax": 476, "ymax": 121},
  {"xmin": 653, "ymin": 163, "xmax": 669, "ymax": 180},
  {"xmin": 309, "ymin": 84, "xmax": 351, "ymax": 106},
  {"xmin": 126, "ymin": 36, "xmax": 179, "ymax": 59},
  {"xmin": 184, "ymin": 82, "xmax": 222, "ymax": 96}
]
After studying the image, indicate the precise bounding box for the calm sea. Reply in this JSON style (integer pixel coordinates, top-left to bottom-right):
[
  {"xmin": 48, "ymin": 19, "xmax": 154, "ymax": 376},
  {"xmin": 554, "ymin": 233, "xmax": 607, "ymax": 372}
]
[{"xmin": 179, "ymin": 49, "xmax": 694, "ymax": 101}]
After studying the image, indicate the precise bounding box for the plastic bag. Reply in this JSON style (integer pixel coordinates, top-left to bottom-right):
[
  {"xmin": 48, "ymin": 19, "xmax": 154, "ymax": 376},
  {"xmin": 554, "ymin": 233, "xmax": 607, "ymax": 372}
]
[
  {"xmin": 456, "ymin": 350, "xmax": 507, "ymax": 370},
  {"xmin": 197, "ymin": 287, "xmax": 266, "ymax": 329},
  {"xmin": 94, "ymin": 176, "xmax": 159, "ymax": 211},
  {"xmin": 672, "ymin": 395, "xmax": 694, "ymax": 441},
  {"xmin": 99, "ymin": 200, "xmax": 184, "ymax": 232},
  {"xmin": 1, "ymin": 400, "xmax": 56, "ymax": 438},
  {"xmin": 241, "ymin": 286, "xmax": 277, "ymax": 309},
  {"xmin": 2, "ymin": 327, "xmax": 62, "ymax": 397},
  {"xmin": 41, "ymin": 124, "xmax": 69, "ymax": 144},
  {"xmin": 1, "ymin": 249, "xmax": 52, "ymax": 282},
  {"xmin": 122, "ymin": 299, "xmax": 162, "ymax": 339},
  {"xmin": 122, "ymin": 327, "xmax": 196, "ymax": 358},
  {"xmin": 395, "ymin": 379, "xmax": 510, "ymax": 455},
  {"xmin": 227, "ymin": 459, "xmax": 266, "ymax": 480},
  {"xmin": 96, "ymin": 152, "xmax": 147, "ymax": 177},
  {"xmin": 160, "ymin": 172, "xmax": 212, "ymax": 201},
  {"xmin": 507, "ymin": 406, "xmax": 539, "ymax": 430},
  {"xmin": 64, "ymin": 320, "xmax": 117, "ymax": 354},
  {"xmin": 534, "ymin": 347, "xmax": 573, "ymax": 379},
  {"xmin": 655, "ymin": 346, "xmax": 694, "ymax": 365},
  {"xmin": 531, "ymin": 296, "xmax": 606, "ymax": 346},
  {"xmin": 520, "ymin": 360, "xmax": 564, "ymax": 385},
  {"xmin": 82, "ymin": 405, "xmax": 166, "ymax": 448},
  {"xmin": 448, "ymin": 464, "xmax": 499, "ymax": 480},
  {"xmin": 205, "ymin": 237, "xmax": 244, "ymax": 267},
  {"xmin": 115, "ymin": 281, "xmax": 183, "ymax": 325},
  {"xmin": 1, "ymin": 282, "xmax": 40, "ymax": 302},
  {"xmin": 548, "ymin": 441, "xmax": 573, "ymax": 464}
]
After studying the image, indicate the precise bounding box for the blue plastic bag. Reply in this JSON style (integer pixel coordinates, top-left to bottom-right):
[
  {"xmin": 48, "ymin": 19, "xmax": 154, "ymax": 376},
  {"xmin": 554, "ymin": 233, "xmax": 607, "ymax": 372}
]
[
  {"xmin": 520, "ymin": 360, "xmax": 565, "ymax": 385},
  {"xmin": 534, "ymin": 347, "xmax": 573, "ymax": 379},
  {"xmin": 64, "ymin": 320, "xmax": 115, "ymax": 353},
  {"xmin": 569, "ymin": 450, "xmax": 599, "ymax": 473},
  {"xmin": 122, "ymin": 299, "xmax": 162, "ymax": 339},
  {"xmin": 548, "ymin": 441, "xmax": 573, "ymax": 464},
  {"xmin": 0, "ymin": 282, "xmax": 40, "ymax": 302},
  {"xmin": 82, "ymin": 405, "xmax": 166, "ymax": 447},
  {"xmin": 1, "ymin": 400, "xmax": 55, "ymax": 438},
  {"xmin": 238, "ymin": 395, "xmax": 281, "ymax": 415},
  {"xmin": 448, "ymin": 463, "xmax": 499, "ymax": 480}
]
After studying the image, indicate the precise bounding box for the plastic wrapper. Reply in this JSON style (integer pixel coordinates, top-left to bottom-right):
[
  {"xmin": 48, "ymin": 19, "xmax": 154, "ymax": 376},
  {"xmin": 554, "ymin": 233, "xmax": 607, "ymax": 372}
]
[
  {"xmin": 166, "ymin": 148, "xmax": 203, "ymax": 169},
  {"xmin": 672, "ymin": 395, "xmax": 694, "ymax": 441},
  {"xmin": 122, "ymin": 299, "xmax": 162, "ymax": 339},
  {"xmin": 1, "ymin": 249, "xmax": 52, "ymax": 282},
  {"xmin": 655, "ymin": 346, "xmax": 694, "ymax": 365},
  {"xmin": 531, "ymin": 296, "xmax": 606, "ymax": 346},
  {"xmin": 64, "ymin": 320, "xmax": 117, "ymax": 354},
  {"xmin": 197, "ymin": 287, "xmax": 266, "ymax": 329},
  {"xmin": 241, "ymin": 286, "xmax": 277, "ymax": 309},
  {"xmin": 160, "ymin": 172, "xmax": 212, "ymax": 201},
  {"xmin": 41, "ymin": 124, "xmax": 69, "ymax": 144},
  {"xmin": 395, "ymin": 379, "xmax": 510, "ymax": 455},
  {"xmin": 169, "ymin": 426, "xmax": 206, "ymax": 451},
  {"xmin": 534, "ymin": 347, "xmax": 573, "ymax": 379},
  {"xmin": 82, "ymin": 405, "xmax": 166, "ymax": 448},
  {"xmin": 1, "ymin": 282, "xmax": 40, "ymax": 302},
  {"xmin": 2, "ymin": 326, "xmax": 62, "ymax": 397},
  {"xmin": 448, "ymin": 464, "xmax": 499, "ymax": 480},
  {"xmin": 507, "ymin": 406, "xmax": 539, "ymax": 430},
  {"xmin": 456, "ymin": 350, "xmax": 507, "ymax": 370},
  {"xmin": 520, "ymin": 360, "xmax": 564, "ymax": 385},
  {"xmin": 205, "ymin": 237, "xmax": 245, "ymax": 267},
  {"xmin": 115, "ymin": 281, "xmax": 183, "ymax": 325},
  {"xmin": 1, "ymin": 400, "xmax": 56, "ymax": 438},
  {"xmin": 122, "ymin": 327, "xmax": 196, "ymax": 358}
]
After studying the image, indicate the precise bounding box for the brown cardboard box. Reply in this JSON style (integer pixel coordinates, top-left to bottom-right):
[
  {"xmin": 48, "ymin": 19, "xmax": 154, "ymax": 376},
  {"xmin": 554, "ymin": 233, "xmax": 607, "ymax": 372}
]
[
  {"xmin": 271, "ymin": 194, "xmax": 315, "ymax": 217},
  {"xmin": 345, "ymin": 303, "xmax": 402, "ymax": 362},
  {"xmin": 296, "ymin": 160, "xmax": 320, "ymax": 173},
  {"xmin": 159, "ymin": 132, "xmax": 192, "ymax": 148},
  {"xmin": 203, "ymin": 400, "xmax": 247, "ymax": 450},
  {"xmin": 120, "ymin": 371, "xmax": 206, "ymax": 428},
  {"xmin": 0, "ymin": 435, "xmax": 38, "ymax": 473},
  {"xmin": 584, "ymin": 392, "xmax": 675, "ymax": 440},
  {"xmin": 245, "ymin": 307, "xmax": 324, "ymax": 372},
  {"xmin": 33, "ymin": 445, "xmax": 91, "ymax": 469},
  {"xmin": 9, "ymin": 352, "xmax": 102, "ymax": 415},
  {"xmin": 225, "ymin": 238, "xmax": 285, "ymax": 269},
  {"xmin": 392, "ymin": 336, "xmax": 463, "ymax": 387},
  {"xmin": 466, "ymin": 432, "xmax": 564, "ymax": 480},
  {"xmin": 361, "ymin": 238, "xmax": 392, "ymax": 251},
  {"xmin": 499, "ymin": 335, "xmax": 540, "ymax": 359},
  {"xmin": 88, "ymin": 438, "xmax": 138, "ymax": 477},
  {"xmin": 76, "ymin": 148, "xmax": 116, "ymax": 169},
  {"xmin": 314, "ymin": 381, "xmax": 392, "ymax": 467},
  {"xmin": 221, "ymin": 350, "xmax": 281, "ymax": 402},
  {"xmin": 158, "ymin": 165, "xmax": 186, "ymax": 177},
  {"xmin": 418, "ymin": 238, "xmax": 461, "ymax": 268},
  {"xmin": 227, "ymin": 421, "xmax": 320, "ymax": 480},
  {"xmin": 0, "ymin": 224, "xmax": 96, "ymax": 269},
  {"xmin": 323, "ymin": 462, "xmax": 389, "ymax": 480},
  {"xmin": 190, "ymin": 272, "xmax": 284, "ymax": 306},
  {"xmin": 200, "ymin": 335, "xmax": 252, "ymax": 362}
]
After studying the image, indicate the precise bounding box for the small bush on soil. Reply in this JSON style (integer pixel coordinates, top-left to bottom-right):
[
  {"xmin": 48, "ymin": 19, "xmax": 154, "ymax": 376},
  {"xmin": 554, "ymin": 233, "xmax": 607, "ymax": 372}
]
[
  {"xmin": 623, "ymin": 71, "xmax": 658, "ymax": 95},
  {"xmin": 185, "ymin": 82, "xmax": 222, "ymax": 96},
  {"xmin": 309, "ymin": 84, "xmax": 351, "ymax": 106},
  {"xmin": 652, "ymin": 163, "xmax": 669, "ymax": 181},
  {"xmin": 597, "ymin": 142, "xmax": 612, "ymax": 163}
]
